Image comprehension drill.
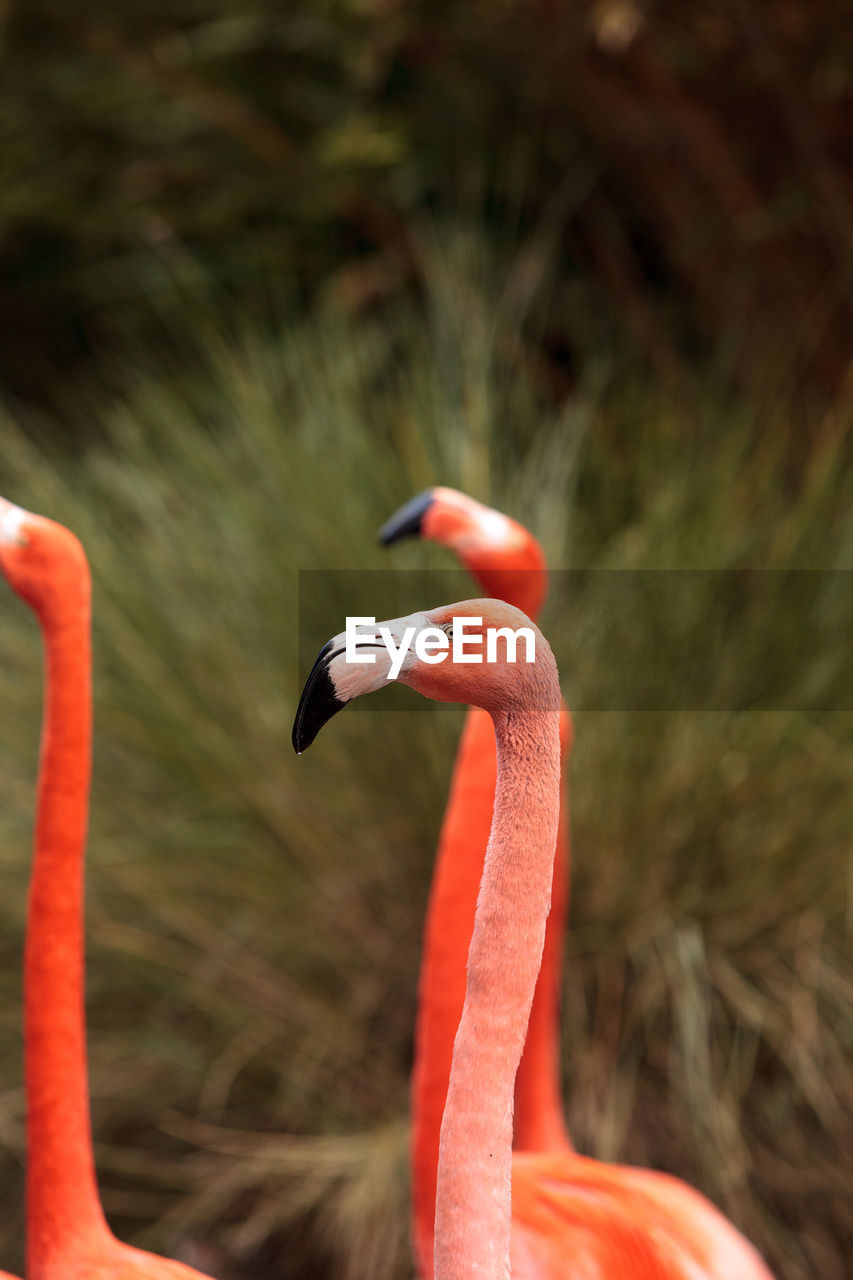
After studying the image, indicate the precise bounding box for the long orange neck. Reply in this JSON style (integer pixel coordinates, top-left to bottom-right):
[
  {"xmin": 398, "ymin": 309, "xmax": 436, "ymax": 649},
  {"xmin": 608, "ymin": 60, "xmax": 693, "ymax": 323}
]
[
  {"xmin": 434, "ymin": 699, "xmax": 561, "ymax": 1280},
  {"xmin": 25, "ymin": 581, "xmax": 109, "ymax": 1272}
]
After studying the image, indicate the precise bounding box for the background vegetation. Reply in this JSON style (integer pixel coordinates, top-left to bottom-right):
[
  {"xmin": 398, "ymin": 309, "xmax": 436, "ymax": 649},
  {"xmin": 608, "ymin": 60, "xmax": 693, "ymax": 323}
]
[{"xmin": 0, "ymin": 3, "xmax": 851, "ymax": 1279}]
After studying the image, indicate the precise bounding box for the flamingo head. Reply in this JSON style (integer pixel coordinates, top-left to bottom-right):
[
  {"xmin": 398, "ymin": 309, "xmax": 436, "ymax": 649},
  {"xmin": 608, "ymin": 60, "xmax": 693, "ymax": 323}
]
[
  {"xmin": 292, "ymin": 597, "xmax": 557, "ymax": 753},
  {"xmin": 0, "ymin": 496, "xmax": 89, "ymax": 619},
  {"xmin": 378, "ymin": 487, "xmax": 548, "ymax": 619}
]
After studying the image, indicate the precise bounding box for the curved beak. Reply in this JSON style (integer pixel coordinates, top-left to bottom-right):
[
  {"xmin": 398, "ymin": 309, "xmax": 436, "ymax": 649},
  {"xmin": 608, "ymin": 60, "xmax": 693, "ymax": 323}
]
[
  {"xmin": 292, "ymin": 612, "xmax": 432, "ymax": 753},
  {"xmin": 292, "ymin": 638, "xmax": 348, "ymax": 755},
  {"xmin": 377, "ymin": 488, "xmax": 436, "ymax": 545}
]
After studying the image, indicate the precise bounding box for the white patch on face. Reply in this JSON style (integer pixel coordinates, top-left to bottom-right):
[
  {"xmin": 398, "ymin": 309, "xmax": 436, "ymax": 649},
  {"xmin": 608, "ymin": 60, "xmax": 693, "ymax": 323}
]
[
  {"xmin": 329, "ymin": 648, "xmax": 394, "ymax": 701},
  {"xmin": 0, "ymin": 502, "xmax": 28, "ymax": 546},
  {"xmin": 327, "ymin": 612, "xmax": 430, "ymax": 700}
]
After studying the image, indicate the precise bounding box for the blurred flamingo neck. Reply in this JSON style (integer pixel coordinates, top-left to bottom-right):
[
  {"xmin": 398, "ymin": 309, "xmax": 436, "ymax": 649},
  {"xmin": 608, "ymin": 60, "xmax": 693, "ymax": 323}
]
[
  {"xmin": 26, "ymin": 577, "xmax": 109, "ymax": 1271},
  {"xmin": 459, "ymin": 557, "xmax": 547, "ymax": 622},
  {"xmin": 434, "ymin": 695, "xmax": 561, "ymax": 1280}
]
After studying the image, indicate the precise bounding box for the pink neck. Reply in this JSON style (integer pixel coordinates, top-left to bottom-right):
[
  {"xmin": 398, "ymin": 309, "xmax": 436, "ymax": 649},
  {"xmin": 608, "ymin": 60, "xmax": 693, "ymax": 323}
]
[
  {"xmin": 26, "ymin": 588, "xmax": 109, "ymax": 1271},
  {"xmin": 510, "ymin": 704, "xmax": 572, "ymax": 1154},
  {"xmin": 461, "ymin": 554, "xmax": 570, "ymax": 1157},
  {"xmin": 434, "ymin": 699, "xmax": 561, "ymax": 1279},
  {"xmin": 411, "ymin": 707, "xmax": 571, "ymax": 1276},
  {"xmin": 411, "ymin": 709, "xmax": 497, "ymax": 1275}
]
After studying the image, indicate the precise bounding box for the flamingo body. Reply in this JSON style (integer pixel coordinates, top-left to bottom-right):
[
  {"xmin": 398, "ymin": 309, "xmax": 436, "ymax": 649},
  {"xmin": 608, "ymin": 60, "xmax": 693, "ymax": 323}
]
[
  {"xmin": 510, "ymin": 1153, "xmax": 771, "ymax": 1279},
  {"xmin": 31, "ymin": 1242, "xmax": 208, "ymax": 1280}
]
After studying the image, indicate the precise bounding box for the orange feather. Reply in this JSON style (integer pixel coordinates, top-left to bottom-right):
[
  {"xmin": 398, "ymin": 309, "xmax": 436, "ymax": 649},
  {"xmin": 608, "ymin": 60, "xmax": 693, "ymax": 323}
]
[{"xmin": 0, "ymin": 498, "xmax": 212, "ymax": 1280}]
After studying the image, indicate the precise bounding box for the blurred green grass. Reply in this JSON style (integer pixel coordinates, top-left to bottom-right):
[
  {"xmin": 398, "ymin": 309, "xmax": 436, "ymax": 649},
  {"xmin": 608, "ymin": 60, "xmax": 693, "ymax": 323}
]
[{"xmin": 0, "ymin": 235, "xmax": 850, "ymax": 1279}]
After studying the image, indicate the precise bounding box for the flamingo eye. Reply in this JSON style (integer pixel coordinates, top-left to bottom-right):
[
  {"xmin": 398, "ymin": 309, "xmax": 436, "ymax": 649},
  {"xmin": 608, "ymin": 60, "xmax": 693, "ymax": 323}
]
[{"xmin": 441, "ymin": 621, "xmax": 454, "ymax": 640}]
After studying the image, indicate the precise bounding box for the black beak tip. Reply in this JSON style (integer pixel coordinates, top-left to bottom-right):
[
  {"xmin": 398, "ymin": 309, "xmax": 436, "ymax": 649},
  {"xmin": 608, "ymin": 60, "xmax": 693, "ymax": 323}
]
[
  {"xmin": 378, "ymin": 488, "xmax": 436, "ymax": 546},
  {"xmin": 292, "ymin": 647, "xmax": 347, "ymax": 754}
]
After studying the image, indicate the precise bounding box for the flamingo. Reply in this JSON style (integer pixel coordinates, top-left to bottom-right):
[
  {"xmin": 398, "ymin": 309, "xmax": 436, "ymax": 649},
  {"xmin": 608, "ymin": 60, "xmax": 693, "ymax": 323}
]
[
  {"xmin": 0, "ymin": 497, "xmax": 214, "ymax": 1280},
  {"xmin": 293, "ymin": 599, "xmax": 774, "ymax": 1280},
  {"xmin": 379, "ymin": 487, "xmax": 572, "ymax": 1272}
]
